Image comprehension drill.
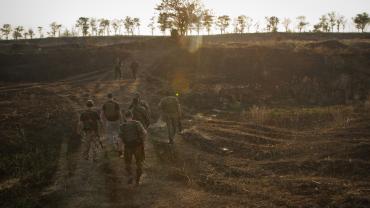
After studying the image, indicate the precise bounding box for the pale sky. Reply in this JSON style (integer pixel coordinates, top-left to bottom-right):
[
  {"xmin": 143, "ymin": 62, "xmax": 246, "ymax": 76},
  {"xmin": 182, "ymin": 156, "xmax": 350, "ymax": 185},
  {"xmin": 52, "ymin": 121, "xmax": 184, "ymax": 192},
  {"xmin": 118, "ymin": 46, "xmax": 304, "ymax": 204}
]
[{"xmin": 1, "ymin": 0, "xmax": 369, "ymax": 35}]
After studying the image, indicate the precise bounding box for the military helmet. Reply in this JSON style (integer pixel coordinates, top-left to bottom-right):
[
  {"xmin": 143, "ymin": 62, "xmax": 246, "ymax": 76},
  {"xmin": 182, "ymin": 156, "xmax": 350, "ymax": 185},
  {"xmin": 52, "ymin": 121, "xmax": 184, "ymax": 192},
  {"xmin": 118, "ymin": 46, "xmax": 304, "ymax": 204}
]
[{"xmin": 86, "ymin": 100, "xmax": 94, "ymax": 108}]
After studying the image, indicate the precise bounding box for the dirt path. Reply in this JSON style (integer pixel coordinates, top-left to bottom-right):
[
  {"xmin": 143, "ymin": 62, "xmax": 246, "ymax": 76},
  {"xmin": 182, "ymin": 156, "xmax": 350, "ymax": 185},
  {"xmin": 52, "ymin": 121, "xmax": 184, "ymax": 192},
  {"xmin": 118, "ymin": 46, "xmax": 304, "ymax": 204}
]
[{"xmin": 40, "ymin": 49, "xmax": 209, "ymax": 208}]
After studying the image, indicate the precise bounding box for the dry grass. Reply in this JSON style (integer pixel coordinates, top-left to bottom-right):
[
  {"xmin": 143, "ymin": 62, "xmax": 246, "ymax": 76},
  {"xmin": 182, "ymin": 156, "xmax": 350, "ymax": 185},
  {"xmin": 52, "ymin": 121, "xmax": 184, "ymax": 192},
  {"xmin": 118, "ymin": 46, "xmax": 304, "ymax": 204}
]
[
  {"xmin": 245, "ymin": 105, "xmax": 354, "ymax": 130},
  {"xmin": 245, "ymin": 105, "xmax": 272, "ymax": 125}
]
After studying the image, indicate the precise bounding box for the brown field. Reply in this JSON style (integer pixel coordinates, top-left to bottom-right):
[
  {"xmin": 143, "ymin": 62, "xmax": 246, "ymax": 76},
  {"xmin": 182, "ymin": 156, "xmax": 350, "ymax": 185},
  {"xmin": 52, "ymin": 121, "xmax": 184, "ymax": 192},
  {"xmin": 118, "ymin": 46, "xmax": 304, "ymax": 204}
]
[{"xmin": 0, "ymin": 33, "xmax": 369, "ymax": 208}]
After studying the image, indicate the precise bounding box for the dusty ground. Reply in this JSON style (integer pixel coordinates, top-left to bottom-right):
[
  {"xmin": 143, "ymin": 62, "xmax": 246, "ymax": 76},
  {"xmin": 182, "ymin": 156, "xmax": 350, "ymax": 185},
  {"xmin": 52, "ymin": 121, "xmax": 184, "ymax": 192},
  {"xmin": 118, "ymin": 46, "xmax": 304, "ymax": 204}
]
[{"xmin": 0, "ymin": 35, "xmax": 370, "ymax": 208}]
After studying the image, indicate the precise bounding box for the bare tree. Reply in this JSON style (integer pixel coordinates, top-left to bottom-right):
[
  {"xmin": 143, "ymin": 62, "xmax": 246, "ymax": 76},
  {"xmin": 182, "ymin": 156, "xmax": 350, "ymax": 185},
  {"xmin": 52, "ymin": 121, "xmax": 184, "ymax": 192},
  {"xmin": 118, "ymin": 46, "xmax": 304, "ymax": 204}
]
[
  {"xmin": 13, "ymin": 26, "xmax": 23, "ymax": 40},
  {"xmin": 158, "ymin": 13, "xmax": 171, "ymax": 35},
  {"xmin": 193, "ymin": 10, "xmax": 204, "ymax": 35},
  {"xmin": 353, "ymin": 12, "xmax": 370, "ymax": 32},
  {"xmin": 202, "ymin": 9, "xmax": 213, "ymax": 35},
  {"xmin": 112, "ymin": 19, "xmax": 120, "ymax": 35},
  {"xmin": 50, "ymin": 22, "xmax": 59, "ymax": 37},
  {"xmin": 71, "ymin": 26, "xmax": 78, "ymax": 37},
  {"xmin": 76, "ymin": 17, "xmax": 90, "ymax": 36},
  {"xmin": 341, "ymin": 18, "xmax": 347, "ymax": 32},
  {"xmin": 28, "ymin": 28, "xmax": 34, "ymax": 39},
  {"xmin": 232, "ymin": 18, "xmax": 238, "ymax": 33},
  {"xmin": 216, "ymin": 15, "xmax": 231, "ymax": 34},
  {"xmin": 328, "ymin": 11, "xmax": 336, "ymax": 32},
  {"xmin": 314, "ymin": 15, "xmax": 330, "ymax": 32},
  {"xmin": 254, "ymin": 21, "xmax": 260, "ymax": 32},
  {"xmin": 23, "ymin": 31, "xmax": 29, "ymax": 39},
  {"xmin": 124, "ymin": 16, "xmax": 134, "ymax": 35},
  {"xmin": 57, "ymin": 24, "xmax": 62, "ymax": 37},
  {"xmin": 99, "ymin": 19, "xmax": 110, "ymax": 36},
  {"xmin": 90, "ymin": 18, "xmax": 97, "ymax": 36},
  {"xmin": 156, "ymin": 0, "xmax": 203, "ymax": 36},
  {"xmin": 296, "ymin": 16, "xmax": 309, "ymax": 32},
  {"xmin": 148, "ymin": 16, "xmax": 156, "ymax": 36},
  {"xmin": 133, "ymin": 18, "xmax": 141, "ymax": 35},
  {"xmin": 245, "ymin": 17, "xmax": 253, "ymax": 33},
  {"xmin": 265, "ymin": 16, "xmax": 279, "ymax": 32},
  {"xmin": 336, "ymin": 15, "xmax": 346, "ymax": 32},
  {"xmin": 236, "ymin": 15, "xmax": 247, "ymax": 33},
  {"xmin": 282, "ymin": 18, "xmax": 292, "ymax": 32},
  {"xmin": 37, "ymin": 26, "xmax": 43, "ymax": 38},
  {"xmin": 1, "ymin": 24, "xmax": 12, "ymax": 40},
  {"xmin": 62, "ymin": 28, "xmax": 71, "ymax": 37}
]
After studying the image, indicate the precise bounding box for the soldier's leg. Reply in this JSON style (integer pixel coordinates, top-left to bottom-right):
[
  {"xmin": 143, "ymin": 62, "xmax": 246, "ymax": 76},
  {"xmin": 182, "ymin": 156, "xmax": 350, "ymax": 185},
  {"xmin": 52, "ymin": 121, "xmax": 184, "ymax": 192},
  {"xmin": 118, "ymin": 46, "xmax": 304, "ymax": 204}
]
[
  {"xmin": 91, "ymin": 135, "xmax": 99, "ymax": 162},
  {"xmin": 106, "ymin": 122, "xmax": 117, "ymax": 151},
  {"xmin": 81, "ymin": 133, "xmax": 91, "ymax": 160},
  {"xmin": 124, "ymin": 146, "xmax": 134, "ymax": 184},
  {"xmin": 165, "ymin": 116, "xmax": 172, "ymax": 142},
  {"xmin": 177, "ymin": 117, "xmax": 183, "ymax": 132},
  {"xmin": 135, "ymin": 145, "xmax": 144, "ymax": 185},
  {"xmin": 168, "ymin": 117, "xmax": 176, "ymax": 143},
  {"xmin": 172, "ymin": 117, "xmax": 177, "ymax": 136},
  {"xmin": 113, "ymin": 122, "xmax": 122, "ymax": 156}
]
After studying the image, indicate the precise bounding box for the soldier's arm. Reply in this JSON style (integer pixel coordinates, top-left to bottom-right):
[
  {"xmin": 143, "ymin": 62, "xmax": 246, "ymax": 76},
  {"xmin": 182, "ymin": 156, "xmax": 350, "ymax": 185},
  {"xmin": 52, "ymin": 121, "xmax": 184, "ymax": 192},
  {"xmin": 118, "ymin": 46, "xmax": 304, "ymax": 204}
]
[
  {"xmin": 96, "ymin": 113, "xmax": 104, "ymax": 137},
  {"xmin": 176, "ymin": 99, "xmax": 182, "ymax": 118},
  {"xmin": 137, "ymin": 122, "xmax": 147, "ymax": 141},
  {"xmin": 77, "ymin": 121, "xmax": 82, "ymax": 135},
  {"xmin": 119, "ymin": 108, "xmax": 123, "ymax": 122},
  {"xmin": 128, "ymin": 101, "xmax": 134, "ymax": 110},
  {"xmin": 101, "ymin": 104, "xmax": 106, "ymax": 121},
  {"xmin": 118, "ymin": 125, "xmax": 124, "ymax": 142},
  {"xmin": 158, "ymin": 99, "xmax": 163, "ymax": 114},
  {"xmin": 77, "ymin": 114, "xmax": 84, "ymax": 135}
]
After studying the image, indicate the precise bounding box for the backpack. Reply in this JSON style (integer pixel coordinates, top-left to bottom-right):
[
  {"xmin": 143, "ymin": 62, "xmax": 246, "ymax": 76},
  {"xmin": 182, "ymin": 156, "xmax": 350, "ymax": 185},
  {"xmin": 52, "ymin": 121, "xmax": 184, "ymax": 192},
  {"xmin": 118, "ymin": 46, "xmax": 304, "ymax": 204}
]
[
  {"xmin": 120, "ymin": 121, "xmax": 146, "ymax": 145},
  {"xmin": 160, "ymin": 96, "xmax": 179, "ymax": 116},
  {"xmin": 132, "ymin": 105, "xmax": 150, "ymax": 128},
  {"xmin": 81, "ymin": 110, "xmax": 99, "ymax": 131},
  {"xmin": 103, "ymin": 101, "xmax": 120, "ymax": 121}
]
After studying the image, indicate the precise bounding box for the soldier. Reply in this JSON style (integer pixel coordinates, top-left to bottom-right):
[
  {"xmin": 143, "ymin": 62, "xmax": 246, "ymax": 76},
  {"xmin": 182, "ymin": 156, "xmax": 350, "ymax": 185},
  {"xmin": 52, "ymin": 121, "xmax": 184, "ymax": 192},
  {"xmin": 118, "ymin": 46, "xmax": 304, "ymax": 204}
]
[
  {"xmin": 101, "ymin": 93, "xmax": 122, "ymax": 154},
  {"xmin": 114, "ymin": 57, "xmax": 122, "ymax": 80},
  {"xmin": 77, "ymin": 100, "xmax": 103, "ymax": 162},
  {"xmin": 119, "ymin": 111, "xmax": 147, "ymax": 185},
  {"xmin": 130, "ymin": 60, "xmax": 139, "ymax": 80},
  {"xmin": 129, "ymin": 93, "xmax": 150, "ymax": 129},
  {"xmin": 159, "ymin": 93, "xmax": 182, "ymax": 144}
]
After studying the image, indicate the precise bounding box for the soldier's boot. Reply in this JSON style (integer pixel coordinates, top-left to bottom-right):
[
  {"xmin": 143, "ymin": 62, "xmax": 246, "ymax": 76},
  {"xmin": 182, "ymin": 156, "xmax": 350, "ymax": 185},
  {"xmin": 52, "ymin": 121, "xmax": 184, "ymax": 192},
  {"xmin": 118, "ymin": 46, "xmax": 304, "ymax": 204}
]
[
  {"xmin": 118, "ymin": 150, "xmax": 123, "ymax": 157},
  {"xmin": 135, "ymin": 167, "xmax": 143, "ymax": 186},
  {"xmin": 92, "ymin": 144, "xmax": 98, "ymax": 163},
  {"xmin": 169, "ymin": 137, "xmax": 174, "ymax": 144},
  {"xmin": 126, "ymin": 166, "xmax": 133, "ymax": 184}
]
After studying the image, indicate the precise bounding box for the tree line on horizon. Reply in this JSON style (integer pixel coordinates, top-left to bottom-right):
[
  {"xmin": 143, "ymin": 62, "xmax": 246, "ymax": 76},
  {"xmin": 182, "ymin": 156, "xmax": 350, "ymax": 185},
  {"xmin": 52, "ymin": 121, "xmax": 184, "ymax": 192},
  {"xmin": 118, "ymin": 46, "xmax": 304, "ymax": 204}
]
[{"xmin": 1, "ymin": 0, "xmax": 369, "ymax": 40}]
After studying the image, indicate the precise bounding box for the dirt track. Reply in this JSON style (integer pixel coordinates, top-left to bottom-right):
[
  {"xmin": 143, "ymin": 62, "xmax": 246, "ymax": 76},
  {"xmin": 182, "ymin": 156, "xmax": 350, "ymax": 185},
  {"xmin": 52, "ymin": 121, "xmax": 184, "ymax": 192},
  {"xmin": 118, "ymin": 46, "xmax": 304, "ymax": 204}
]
[{"xmin": 35, "ymin": 49, "xmax": 209, "ymax": 208}]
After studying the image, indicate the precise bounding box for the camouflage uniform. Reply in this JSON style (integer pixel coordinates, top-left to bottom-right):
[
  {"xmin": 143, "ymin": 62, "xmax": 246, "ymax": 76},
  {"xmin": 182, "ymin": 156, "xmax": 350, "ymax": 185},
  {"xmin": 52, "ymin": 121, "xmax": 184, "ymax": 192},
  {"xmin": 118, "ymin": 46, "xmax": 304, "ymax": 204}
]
[
  {"xmin": 81, "ymin": 131, "xmax": 100, "ymax": 161},
  {"xmin": 119, "ymin": 120, "xmax": 147, "ymax": 184},
  {"xmin": 129, "ymin": 98, "xmax": 151, "ymax": 129},
  {"xmin": 102, "ymin": 100, "xmax": 121, "ymax": 149},
  {"xmin": 80, "ymin": 109, "xmax": 101, "ymax": 161},
  {"xmin": 159, "ymin": 96, "xmax": 182, "ymax": 143}
]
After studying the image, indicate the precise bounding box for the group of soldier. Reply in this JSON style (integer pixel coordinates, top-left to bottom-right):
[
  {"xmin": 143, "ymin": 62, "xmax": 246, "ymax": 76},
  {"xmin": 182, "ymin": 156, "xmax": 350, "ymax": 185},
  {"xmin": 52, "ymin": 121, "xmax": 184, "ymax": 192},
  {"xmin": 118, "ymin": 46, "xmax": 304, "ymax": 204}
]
[
  {"xmin": 115, "ymin": 57, "xmax": 139, "ymax": 80},
  {"xmin": 77, "ymin": 91, "xmax": 182, "ymax": 186}
]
